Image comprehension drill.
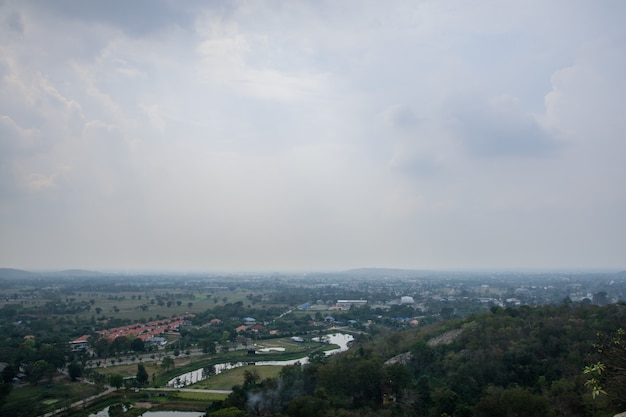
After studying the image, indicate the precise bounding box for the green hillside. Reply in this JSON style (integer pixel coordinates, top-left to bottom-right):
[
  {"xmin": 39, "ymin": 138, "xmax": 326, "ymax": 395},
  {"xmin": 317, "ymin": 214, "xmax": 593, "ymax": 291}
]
[{"xmin": 209, "ymin": 303, "xmax": 625, "ymax": 417}]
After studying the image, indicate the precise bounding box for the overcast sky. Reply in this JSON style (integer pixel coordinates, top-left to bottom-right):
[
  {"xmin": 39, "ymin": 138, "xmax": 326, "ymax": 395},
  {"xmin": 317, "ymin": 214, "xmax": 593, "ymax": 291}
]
[{"xmin": 1, "ymin": 1, "xmax": 624, "ymax": 272}]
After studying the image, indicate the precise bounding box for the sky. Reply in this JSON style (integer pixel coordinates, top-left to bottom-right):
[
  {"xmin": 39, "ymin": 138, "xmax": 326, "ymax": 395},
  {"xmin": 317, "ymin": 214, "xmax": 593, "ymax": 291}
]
[{"xmin": 0, "ymin": 0, "xmax": 625, "ymax": 272}]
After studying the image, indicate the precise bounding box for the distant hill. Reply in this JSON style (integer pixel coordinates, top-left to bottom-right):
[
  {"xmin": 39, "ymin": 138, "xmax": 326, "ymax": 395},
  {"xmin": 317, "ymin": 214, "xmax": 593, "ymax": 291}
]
[
  {"xmin": 47, "ymin": 269, "xmax": 104, "ymax": 277},
  {"xmin": 343, "ymin": 267, "xmax": 434, "ymax": 278},
  {"xmin": 0, "ymin": 268, "xmax": 106, "ymax": 280},
  {"xmin": 0, "ymin": 268, "xmax": 40, "ymax": 280}
]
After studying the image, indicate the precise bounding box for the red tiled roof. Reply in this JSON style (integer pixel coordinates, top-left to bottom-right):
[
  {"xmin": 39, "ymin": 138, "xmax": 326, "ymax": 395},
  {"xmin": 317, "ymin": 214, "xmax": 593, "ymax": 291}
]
[{"xmin": 71, "ymin": 335, "xmax": 90, "ymax": 343}]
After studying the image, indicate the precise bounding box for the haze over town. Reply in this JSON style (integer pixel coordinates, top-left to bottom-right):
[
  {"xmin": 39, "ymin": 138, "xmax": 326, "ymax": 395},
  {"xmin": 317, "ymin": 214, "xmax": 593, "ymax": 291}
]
[{"xmin": 1, "ymin": 1, "xmax": 625, "ymax": 272}]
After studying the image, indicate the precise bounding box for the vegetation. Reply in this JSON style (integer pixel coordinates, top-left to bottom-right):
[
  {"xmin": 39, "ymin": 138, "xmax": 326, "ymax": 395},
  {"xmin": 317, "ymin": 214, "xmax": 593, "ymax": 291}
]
[
  {"xmin": 210, "ymin": 303, "xmax": 626, "ymax": 417},
  {"xmin": 0, "ymin": 269, "xmax": 625, "ymax": 416},
  {"xmin": 193, "ymin": 365, "xmax": 283, "ymax": 390}
]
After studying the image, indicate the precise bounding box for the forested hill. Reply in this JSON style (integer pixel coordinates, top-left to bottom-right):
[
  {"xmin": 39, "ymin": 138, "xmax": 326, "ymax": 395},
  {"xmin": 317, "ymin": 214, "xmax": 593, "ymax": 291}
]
[{"xmin": 210, "ymin": 303, "xmax": 626, "ymax": 417}]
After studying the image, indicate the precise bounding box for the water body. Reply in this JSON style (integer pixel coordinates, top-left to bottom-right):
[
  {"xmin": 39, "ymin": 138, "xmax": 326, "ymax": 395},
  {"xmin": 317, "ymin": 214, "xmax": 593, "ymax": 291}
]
[
  {"xmin": 167, "ymin": 333, "xmax": 354, "ymax": 388},
  {"xmin": 90, "ymin": 408, "xmax": 202, "ymax": 417},
  {"xmin": 88, "ymin": 405, "xmax": 129, "ymax": 417},
  {"xmin": 141, "ymin": 412, "xmax": 205, "ymax": 417}
]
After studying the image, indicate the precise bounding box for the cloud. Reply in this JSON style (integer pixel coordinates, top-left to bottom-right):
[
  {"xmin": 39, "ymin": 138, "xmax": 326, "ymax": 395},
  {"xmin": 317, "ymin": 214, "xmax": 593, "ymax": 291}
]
[
  {"xmin": 446, "ymin": 94, "xmax": 559, "ymax": 158},
  {"xmin": 0, "ymin": 1, "xmax": 625, "ymax": 270},
  {"xmin": 28, "ymin": 0, "xmax": 199, "ymax": 36},
  {"xmin": 5, "ymin": 10, "xmax": 23, "ymax": 33},
  {"xmin": 0, "ymin": 115, "xmax": 42, "ymax": 157},
  {"xmin": 382, "ymin": 105, "xmax": 419, "ymax": 129}
]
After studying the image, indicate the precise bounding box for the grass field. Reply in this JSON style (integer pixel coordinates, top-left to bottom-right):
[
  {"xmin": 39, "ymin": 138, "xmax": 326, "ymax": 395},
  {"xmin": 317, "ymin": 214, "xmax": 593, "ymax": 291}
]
[
  {"xmin": 0, "ymin": 379, "xmax": 103, "ymax": 416},
  {"xmin": 93, "ymin": 335, "xmax": 336, "ymax": 387},
  {"xmin": 97, "ymin": 360, "xmax": 163, "ymax": 378},
  {"xmin": 170, "ymin": 391, "xmax": 229, "ymax": 401},
  {"xmin": 0, "ymin": 286, "xmax": 283, "ymax": 322},
  {"xmin": 252, "ymin": 337, "xmax": 315, "ymax": 353},
  {"xmin": 191, "ymin": 365, "xmax": 283, "ymax": 390}
]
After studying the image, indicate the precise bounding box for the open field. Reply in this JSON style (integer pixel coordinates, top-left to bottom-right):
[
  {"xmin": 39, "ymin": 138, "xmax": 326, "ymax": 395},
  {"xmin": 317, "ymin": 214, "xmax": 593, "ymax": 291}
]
[
  {"xmin": 191, "ymin": 365, "xmax": 283, "ymax": 390},
  {"xmin": 0, "ymin": 286, "xmax": 285, "ymax": 322},
  {"xmin": 251, "ymin": 336, "xmax": 318, "ymax": 352},
  {"xmin": 85, "ymin": 335, "xmax": 329, "ymax": 387},
  {"xmin": 0, "ymin": 379, "xmax": 104, "ymax": 416},
  {"xmin": 169, "ymin": 391, "xmax": 229, "ymax": 401},
  {"xmin": 96, "ymin": 360, "xmax": 163, "ymax": 378}
]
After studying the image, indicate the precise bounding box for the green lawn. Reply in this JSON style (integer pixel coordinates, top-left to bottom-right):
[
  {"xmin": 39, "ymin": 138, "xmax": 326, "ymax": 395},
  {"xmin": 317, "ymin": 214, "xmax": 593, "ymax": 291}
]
[
  {"xmin": 191, "ymin": 365, "xmax": 283, "ymax": 390},
  {"xmin": 96, "ymin": 360, "xmax": 163, "ymax": 378},
  {"xmin": 253, "ymin": 338, "xmax": 311, "ymax": 353},
  {"xmin": 170, "ymin": 391, "xmax": 229, "ymax": 401},
  {"xmin": 0, "ymin": 380, "xmax": 103, "ymax": 416}
]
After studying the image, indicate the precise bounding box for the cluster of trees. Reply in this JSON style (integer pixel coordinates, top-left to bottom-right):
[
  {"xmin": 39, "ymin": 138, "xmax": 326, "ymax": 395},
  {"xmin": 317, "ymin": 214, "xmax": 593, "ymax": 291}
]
[
  {"xmin": 91, "ymin": 335, "xmax": 149, "ymax": 358},
  {"xmin": 209, "ymin": 303, "xmax": 625, "ymax": 417},
  {"xmin": 192, "ymin": 302, "xmax": 286, "ymax": 326},
  {"xmin": 1, "ymin": 334, "xmax": 68, "ymax": 385}
]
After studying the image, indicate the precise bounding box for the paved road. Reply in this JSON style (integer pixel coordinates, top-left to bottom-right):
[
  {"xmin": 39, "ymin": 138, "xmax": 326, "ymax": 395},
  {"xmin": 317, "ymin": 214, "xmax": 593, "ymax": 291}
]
[{"xmin": 40, "ymin": 386, "xmax": 116, "ymax": 417}]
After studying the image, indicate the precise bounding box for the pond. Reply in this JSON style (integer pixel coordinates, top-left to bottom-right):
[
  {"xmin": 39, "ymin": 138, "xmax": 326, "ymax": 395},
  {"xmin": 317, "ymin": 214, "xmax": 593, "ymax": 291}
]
[
  {"xmin": 89, "ymin": 407, "xmax": 202, "ymax": 417},
  {"xmin": 167, "ymin": 333, "xmax": 354, "ymax": 388},
  {"xmin": 88, "ymin": 404, "xmax": 129, "ymax": 417}
]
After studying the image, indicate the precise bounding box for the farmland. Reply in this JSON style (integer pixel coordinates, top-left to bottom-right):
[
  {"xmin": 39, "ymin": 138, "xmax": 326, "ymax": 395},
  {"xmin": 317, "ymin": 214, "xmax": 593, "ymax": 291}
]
[{"xmin": 0, "ymin": 268, "xmax": 625, "ymax": 416}]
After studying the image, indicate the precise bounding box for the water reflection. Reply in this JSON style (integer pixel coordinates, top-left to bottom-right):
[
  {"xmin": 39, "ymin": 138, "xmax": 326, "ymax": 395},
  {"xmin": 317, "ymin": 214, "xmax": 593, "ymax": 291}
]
[
  {"xmin": 167, "ymin": 333, "xmax": 354, "ymax": 388},
  {"xmin": 88, "ymin": 404, "xmax": 129, "ymax": 417}
]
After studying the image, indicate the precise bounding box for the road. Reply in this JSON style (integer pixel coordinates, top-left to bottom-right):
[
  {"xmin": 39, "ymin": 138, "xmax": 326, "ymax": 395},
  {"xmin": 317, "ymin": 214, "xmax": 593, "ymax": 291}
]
[
  {"xmin": 39, "ymin": 386, "xmax": 231, "ymax": 417},
  {"xmin": 40, "ymin": 386, "xmax": 116, "ymax": 417}
]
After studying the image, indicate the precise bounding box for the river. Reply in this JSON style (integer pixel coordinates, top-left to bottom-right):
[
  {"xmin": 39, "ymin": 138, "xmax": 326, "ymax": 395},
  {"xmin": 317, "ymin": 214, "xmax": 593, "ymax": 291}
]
[{"xmin": 167, "ymin": 333, "xmax": 354, "ymax": 388}]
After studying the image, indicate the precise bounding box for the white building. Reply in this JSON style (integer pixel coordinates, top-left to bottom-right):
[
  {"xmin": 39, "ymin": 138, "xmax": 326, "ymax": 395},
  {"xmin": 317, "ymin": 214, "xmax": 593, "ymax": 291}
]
[
  {"xmin": 400, "ymin": 296, "xmax": 415, "ymax": 305},
  {"xmin": 336, "ymin": 299, "xmax": 367, "ymax": 308}
]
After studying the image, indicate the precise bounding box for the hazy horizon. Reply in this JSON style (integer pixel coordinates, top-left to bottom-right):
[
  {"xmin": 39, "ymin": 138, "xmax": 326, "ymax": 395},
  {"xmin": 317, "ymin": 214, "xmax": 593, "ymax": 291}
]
[
  {"xmin": 1, "ymin": 266, "xmax": 623, "ymax": 276},
  {"xmin": 1, "ymin": 1, "xmax": 625, "ymax": 272}
]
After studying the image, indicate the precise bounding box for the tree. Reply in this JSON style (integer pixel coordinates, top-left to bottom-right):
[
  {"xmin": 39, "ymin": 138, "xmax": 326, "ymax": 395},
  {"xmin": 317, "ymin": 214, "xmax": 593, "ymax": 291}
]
[
  {"xmin": 203, "ymin": 365, "xmax": 215, "ymax": 379},
  {"xmin": 109, "ymin": 373, "xmax": 124, "ymax": 390},
  {"xmin": 1, "ymin": 364, "xmax": 17, "ymax": 383},
  {"xmin": 202, "ymin": 340, "xmax": 216, "ymax": 354},
  {"xmin": 474, "ymin": 386, "xmax": 550, "ymax": 417},
  {"xmin": 243, "ymin": 369, "xmax": 260, "ymax": 388},
  {"xmin": 108, "ymin": 403, "xmax": 124, "ymax": 417},
  {"xmin": 308, "ymin": 350, "xmax": 327, "ymax": 365},
  {"xmin": 136, "ymin": 363, "xmax": 148, "ymax": 385},
  {"xmin": 0, "ymin": 380, "xmax": 12, "ymax": 408},
  {"xmin": 384, "ymin": 362, "xmax": 412, "ymax": 400},
  {"xmin": 207, "ymin": 407, "xmax": 247, "ymax": 417},
  {"xmin": 90, "ymin": 371, "xmax": 107, "ymax": 389},
  {"xmin": 592, "ymin": 292, "xmax": 609, "ymax": 306},
  {"xmin": 130, "ymin": 337, "xmax": 145, "ymax": 352},
  {"xmin": 352, "ymin": 358, "xmax": 384, "ymax": 406},
  {"xmin": 112, "ymin": 336, "xmax": 130, "ymax": 353},
  {"xmin": 94, "ymin": 337, "xmax": 111, "ymax": 357},
  {"xmin": 161, "ymin": 356, "xmax": 175, "ymax": 372},
  {"xmin": 39, "ymin": 342, "xmax": 66, "ymax": 370},
  {"xmin": 586, "ymin": 328, "xmax": 626, "ymax": 407},
  {"xmin": 430, "ymin": 388, "xmax": 460, "ymax": 417},
  {"xmin": 29, "ymin": 359, "xmax": 53, "ymax": 385},
  {"xmin": 68, "ymin": 361, "xmax": 83, "ymax": 381},
  {"xmin": 287, "ymin": 395, "xmax": 329, "ymax": 417}
]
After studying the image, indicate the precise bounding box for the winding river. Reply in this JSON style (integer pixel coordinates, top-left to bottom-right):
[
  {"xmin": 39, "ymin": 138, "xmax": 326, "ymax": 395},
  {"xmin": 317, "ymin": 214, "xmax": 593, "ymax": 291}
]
[{"xmin": 167, "ymin": 333, "xmax": 354, "ymax": 388}]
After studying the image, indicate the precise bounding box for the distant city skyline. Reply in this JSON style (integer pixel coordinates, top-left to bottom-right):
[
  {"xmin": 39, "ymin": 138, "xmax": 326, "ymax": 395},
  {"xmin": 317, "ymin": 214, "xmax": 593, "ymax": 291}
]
[{"xmin": 1, "ymin": 1, "xmax": 625, "ymax": 272}]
